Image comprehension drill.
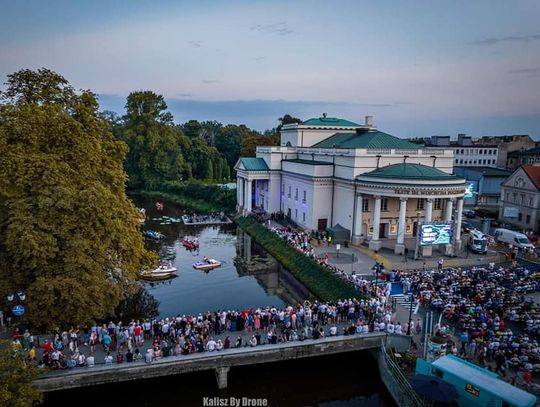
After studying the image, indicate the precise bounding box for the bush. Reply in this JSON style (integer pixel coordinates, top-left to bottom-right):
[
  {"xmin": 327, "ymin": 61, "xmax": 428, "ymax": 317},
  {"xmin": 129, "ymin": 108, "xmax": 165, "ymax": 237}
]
[{"xmin": 235, "ymin": 216, "xmax": 363, "ymax": 302}]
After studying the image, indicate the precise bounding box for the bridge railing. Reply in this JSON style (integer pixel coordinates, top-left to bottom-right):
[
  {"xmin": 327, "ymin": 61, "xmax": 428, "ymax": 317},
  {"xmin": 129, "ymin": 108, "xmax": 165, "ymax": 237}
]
[{"xmin": 378, "ymin": 341, "xmax": 427, "ymax": 407}]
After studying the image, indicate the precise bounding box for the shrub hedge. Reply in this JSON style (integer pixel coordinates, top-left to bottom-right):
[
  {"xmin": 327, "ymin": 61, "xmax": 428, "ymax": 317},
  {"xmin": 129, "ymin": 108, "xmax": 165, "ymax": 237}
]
[{"xmin": 235, "ymin": 216, "xmax": 363, "ymax": 302}]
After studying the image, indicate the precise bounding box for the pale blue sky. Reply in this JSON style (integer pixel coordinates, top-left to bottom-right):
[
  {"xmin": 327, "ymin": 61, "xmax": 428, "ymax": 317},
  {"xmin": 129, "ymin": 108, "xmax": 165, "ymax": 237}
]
[{"xmin": 1, "ymin": 0, "xmax": 540, "ymax": 138}]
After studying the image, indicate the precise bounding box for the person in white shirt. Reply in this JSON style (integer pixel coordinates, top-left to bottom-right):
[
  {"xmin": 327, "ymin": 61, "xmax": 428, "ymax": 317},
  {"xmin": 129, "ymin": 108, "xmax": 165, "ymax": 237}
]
[
  {"xmin": 207, "ymin": 338, "xmax": 217, "ymax": 351},
  {"xmin": 249, "ymin": 336, "xmax": 257, "ymax": 347},
  {"xmin": 387, "ymin": 323, "xmax": 395, "ymax": 334},
  {"xmin": 395, "ymin": 323, "xmax": 402, "ymax": 334},
  {"xmin": 329, "ymin": 326, "xmax": 337, "ymax": 336},
  {"xmin": 378, "ymin": 321, "xmax": 386, "ymax": 332},
  {"xmin": 362, "ymin": 325, "xmax": 369, "ymax": 334},
  {"xmin": 104, "ymin": 352, "xmax": 113, "ymax": 365},
  {"xmin": 216, "ymin": 339, "xmax": 224, "ymax": 351},
  {"xmin": 86, "ymin": 354, "xmax": 95, "ymax": 367}
]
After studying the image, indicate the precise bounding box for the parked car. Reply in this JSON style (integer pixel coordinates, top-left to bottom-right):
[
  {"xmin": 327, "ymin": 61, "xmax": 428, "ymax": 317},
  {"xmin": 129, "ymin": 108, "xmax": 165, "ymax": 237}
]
[
  {"xmin": 494, "ymin": 228, "xmax": 535, "ymax": 250},
  {"xmin": 463, "ymin": 209, "xmax": 476, "ymax": 218},
  {"xmin": 461, "ymin": 221, "xmax": 475, "ymax": 234}
]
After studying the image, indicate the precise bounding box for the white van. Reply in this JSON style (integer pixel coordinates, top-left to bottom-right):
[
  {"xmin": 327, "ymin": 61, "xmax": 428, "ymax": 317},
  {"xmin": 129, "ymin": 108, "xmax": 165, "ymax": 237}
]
[
  {"xmin": 494, "ymin": 228, "xmax": 535, "ymax": 249},
  {"xmin": 468, "ymin": 229, "xmax": 487, "ymax": 254}
]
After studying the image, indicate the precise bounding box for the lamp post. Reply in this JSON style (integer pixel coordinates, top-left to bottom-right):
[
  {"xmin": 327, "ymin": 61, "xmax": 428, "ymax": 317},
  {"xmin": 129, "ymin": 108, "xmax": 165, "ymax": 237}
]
[
  {"xmin": 7, "ymin": 290, "xmax": 26, "ymax": 327},
  {"xmin": 414, "ymin": 211, "xmax": 421, "ymax": 260},
  {"xmin": 372, "ymin": 262, "xmax": 384, "ymax": 292},
  {"xmin": 407, "ymin": 293, "xmax": 414, "ymax": 335}
]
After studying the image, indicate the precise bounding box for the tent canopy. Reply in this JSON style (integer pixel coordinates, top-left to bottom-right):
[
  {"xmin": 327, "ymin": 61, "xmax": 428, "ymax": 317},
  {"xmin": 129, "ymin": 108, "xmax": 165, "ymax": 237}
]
[{"xmin": 327, "ymin": 224, "xmax": 350, "ymax": 241}]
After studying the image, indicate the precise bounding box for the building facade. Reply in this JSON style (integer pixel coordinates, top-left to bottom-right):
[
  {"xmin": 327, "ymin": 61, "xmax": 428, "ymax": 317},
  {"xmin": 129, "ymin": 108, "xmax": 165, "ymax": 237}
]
[
  {"xmin": 235, "ymin": 116, "xmax": 467, "ymax": 255},
  {"xmin": 476, "ymin": 134, "xmax": 536, "ymax": 169},
  {"xmin": 499, "ymin": 165, "xmax": 540, "ymax": 233},
  {"xmin": 507, "ymin": 147, "xmax": 540, "ymax": 170},
  {"xmin": 453, "ymin": 166, "xmax": 512, "ymax": 210}
]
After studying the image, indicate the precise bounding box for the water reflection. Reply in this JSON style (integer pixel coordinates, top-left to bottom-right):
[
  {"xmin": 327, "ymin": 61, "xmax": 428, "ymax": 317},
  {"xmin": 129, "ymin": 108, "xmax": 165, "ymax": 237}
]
[{"xmin": 129, "ymin": 194, "xmax": 314, "ymax": 319}]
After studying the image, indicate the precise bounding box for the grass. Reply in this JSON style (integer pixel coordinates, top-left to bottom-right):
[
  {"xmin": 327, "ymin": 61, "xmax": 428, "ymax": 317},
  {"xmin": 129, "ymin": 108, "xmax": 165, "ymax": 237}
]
[{"xmin": 235, "ymin": 216, "xmax": 363, "ymax": 302}]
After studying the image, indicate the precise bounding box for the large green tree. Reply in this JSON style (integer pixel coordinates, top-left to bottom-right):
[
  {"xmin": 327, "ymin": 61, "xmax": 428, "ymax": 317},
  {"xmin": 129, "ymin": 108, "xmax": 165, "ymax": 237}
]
[{"xmin": 0, "ymin": 69, "xmax": 156, "ymax": 329}]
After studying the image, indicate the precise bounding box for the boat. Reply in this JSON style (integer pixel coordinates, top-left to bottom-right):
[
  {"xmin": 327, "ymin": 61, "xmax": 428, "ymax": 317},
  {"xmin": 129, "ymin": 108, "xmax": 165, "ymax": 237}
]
[
  {"xmin": 182, "ymin": 238, "xmax": 199, "ymax": 251},
  {"xmin": 193, "ymin": 258, "xmax": 221, "ymax": 270},
  {"xmin": 144, "ymin": 230, "xmax": 165, "ymax": 240},
  {"xmin": 141, "ymin": 263, "xmax": 177, "ymax": 280}
]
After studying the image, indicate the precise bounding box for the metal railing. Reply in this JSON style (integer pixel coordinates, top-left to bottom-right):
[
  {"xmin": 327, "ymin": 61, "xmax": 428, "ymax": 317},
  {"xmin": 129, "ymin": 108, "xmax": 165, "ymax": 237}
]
[{"xmin": 378, "ymin": 341, "xmax": 427, "ymax": 407}]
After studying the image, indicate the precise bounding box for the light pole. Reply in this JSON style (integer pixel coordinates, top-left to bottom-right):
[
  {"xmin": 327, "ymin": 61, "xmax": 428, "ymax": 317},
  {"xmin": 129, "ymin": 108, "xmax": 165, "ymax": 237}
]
[
  {"xmin": 7, "ymin": 290, "xmax": 26, "ymax": 327},
  {"xmin": 414, "ymin": 211, "xmax": 421, "ymax": 260},
  {"xmin": 407, "ymin": 293, "xmax": 414, "ymax": 335},
  {"xmin": 372, "ymin": 262, "xmax": 384, "ymax": 292}
]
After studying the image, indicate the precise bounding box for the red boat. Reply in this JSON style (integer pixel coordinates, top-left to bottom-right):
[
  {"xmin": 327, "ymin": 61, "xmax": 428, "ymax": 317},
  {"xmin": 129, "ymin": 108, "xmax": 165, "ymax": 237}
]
[{"xmin": 182, "ymin": 239, "xmax": 199, "ymax": 251}]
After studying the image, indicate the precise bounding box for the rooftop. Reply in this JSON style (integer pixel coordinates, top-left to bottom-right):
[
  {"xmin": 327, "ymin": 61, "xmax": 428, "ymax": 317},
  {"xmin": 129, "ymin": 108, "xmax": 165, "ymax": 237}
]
[
  {"xmin": 301, "ymin": 117, "xmax": 360, "ymax": 127},
  {"xmin": 454, "ymin": 166, "xmax": 512, "ymax": 177},
  {"xmin": 312, "ymin": 130, "xmax": 420, "ymax": 149},
  {"xmin": 237, "ymin": 157, "xmax": 269, "ymax": 171},
  {"xmin": 508, "ymin": 147, "xmax": 540, "ymax": 157},
  {"xmin": 432, "ymin": 355, "xmax": 536, "ymax": 407},
  {"xmin": 523, "ymin": 165, "xmax": 540, "ymax": 191},
  {"xmin": 359, "ymin": 163, "xmax": 460, "ymax": 181}
]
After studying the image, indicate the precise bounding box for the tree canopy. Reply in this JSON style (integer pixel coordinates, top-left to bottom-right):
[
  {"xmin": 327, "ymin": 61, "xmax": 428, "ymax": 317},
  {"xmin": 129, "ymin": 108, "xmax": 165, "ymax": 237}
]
[{"xmin": 0, "ymin": 68, "xmax": 156, "ymax": 329}]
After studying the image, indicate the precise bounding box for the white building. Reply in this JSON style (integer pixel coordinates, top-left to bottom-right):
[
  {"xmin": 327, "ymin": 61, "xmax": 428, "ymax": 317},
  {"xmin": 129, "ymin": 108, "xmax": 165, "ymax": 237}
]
[
  {"xmin": 235, "ymin": 116, "xmax": 467, "ymax": 255},
  {"xmin": 420, "ymin": 134, "xmax": 499, "ymax": 168}
]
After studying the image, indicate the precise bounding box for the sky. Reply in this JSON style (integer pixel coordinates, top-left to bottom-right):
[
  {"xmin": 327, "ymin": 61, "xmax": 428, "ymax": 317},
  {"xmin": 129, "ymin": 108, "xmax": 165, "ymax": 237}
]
[{"xmin": 1, "ymin": 0, "xmax": 540, "ymax": 138}]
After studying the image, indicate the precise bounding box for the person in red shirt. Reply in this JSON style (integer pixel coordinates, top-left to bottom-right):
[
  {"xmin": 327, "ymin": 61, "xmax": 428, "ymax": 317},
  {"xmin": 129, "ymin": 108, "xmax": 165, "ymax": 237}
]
[
  {"xmin": 524, "ymin": 370, "xmax": 532, "ymax": 385},
  {"xmin": 42, "ymin": 339, "xmax": 53, "ymax": 353},
  {"xmin": 133, "ymin": 324, "xmax": 142, "ymax": 346}
]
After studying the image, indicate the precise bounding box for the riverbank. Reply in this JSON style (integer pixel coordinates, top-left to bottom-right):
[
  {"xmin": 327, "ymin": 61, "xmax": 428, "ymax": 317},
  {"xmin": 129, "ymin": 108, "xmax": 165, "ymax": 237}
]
[
  {"xmin": 235, "ymin": 216, "xmax": 362, "ymax": 301},
  {"xmin": 131, "ymin": 189, "xmax": 230, "ymax": 213}
]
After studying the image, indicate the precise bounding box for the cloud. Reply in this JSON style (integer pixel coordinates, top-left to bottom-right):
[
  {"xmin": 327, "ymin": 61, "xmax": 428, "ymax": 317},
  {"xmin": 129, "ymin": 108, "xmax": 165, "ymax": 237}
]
[
  {"xmin": 250, "ymin": 22, "xmax": 294, "ymax": 36},
  {"xmin": 468, "ymin": 33, "xmax": 540, "ymax": 46},
  {"xmin": 188, "ymin": 41, "xmax": 202, "ymax": 47},
  {"xmin": 202, "ymin": 79, "xmax": 221, "ymax": 84},
  {"xmin": 508, "ymin": 67, "xmax": 540, "ymax": 75}
]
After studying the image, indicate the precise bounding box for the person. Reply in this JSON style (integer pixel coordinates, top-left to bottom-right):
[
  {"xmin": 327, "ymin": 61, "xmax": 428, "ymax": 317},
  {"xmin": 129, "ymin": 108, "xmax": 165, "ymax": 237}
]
[
  {"xmin": 145, "ymin": 349, "xmax": 153, "ymax": 363},
  {"xmin": 207, "ymin": 337, "xmax": 217, "ymax": 351},
  {"xmin": 249, "ymin": 335, "xmax": 257, "ymax": 347},
  {"xmin": 224, "ymin": 336, "xmax": 231, "ymax": 349},
  {"xmin": 235, "ymin": 336, "xmax": 242, "ymax": 348},
  {"xmin": 86, "ymin": 353, "xmax": 95, "ymax": 367},
  {"xmin": 216, "ymin": 339, "xmax": 224, "ymax": 351},
  {"xmin": 438, "ymin": 257, "xmax": 444, "ymax": 271},
  {"xmin": 133, "ymin": 348, "xmax": 143, "ymax": 362},
  {"xmin": 104, "ymin": 352, "xmax": 113, "ymax": 365},
  {"xmin": 77, "ymin": 352, "xmax": 86, "ymax": 367},
  {"xmin": 116, "ymin": 352, "xmax": 124, "ymax": 364}
]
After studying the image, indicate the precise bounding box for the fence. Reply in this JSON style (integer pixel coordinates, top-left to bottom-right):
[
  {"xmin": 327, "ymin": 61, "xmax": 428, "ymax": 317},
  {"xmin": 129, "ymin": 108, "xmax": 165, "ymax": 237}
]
[{"xmin": 377, "ymin": 341, "xmax": 427, "ymax": 407}]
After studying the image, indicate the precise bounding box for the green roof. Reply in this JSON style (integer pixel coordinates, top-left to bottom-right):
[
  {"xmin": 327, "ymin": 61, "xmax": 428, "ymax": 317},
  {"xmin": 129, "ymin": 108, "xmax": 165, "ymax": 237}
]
[
  {"xmin": 302, "ymin": 117, "xmax": 360, "ymax": 127},
  {"xmin": 360, "ymin": 163, "xmax": 460, "ymax": 180},
  {"xmin": 238, "ymin": 157, "xmax": 269, "ymax": 171},
  {"xmin": 283, "ymin": 159, "xmax": 333, "ymax": 165},
  {"xmin": 312, "ymin": 130, "xmax": 421, "ymax": 149}
]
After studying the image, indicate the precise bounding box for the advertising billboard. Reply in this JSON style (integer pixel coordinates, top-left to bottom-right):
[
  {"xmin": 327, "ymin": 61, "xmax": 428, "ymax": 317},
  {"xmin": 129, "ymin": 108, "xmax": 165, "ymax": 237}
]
[
  {"xmin": 464, "ymin": 182, "xmax": 475, "ymax": 199},
  {"xmin": 420, "ymin": 223, "xmax": 453, "ymax": 246}
]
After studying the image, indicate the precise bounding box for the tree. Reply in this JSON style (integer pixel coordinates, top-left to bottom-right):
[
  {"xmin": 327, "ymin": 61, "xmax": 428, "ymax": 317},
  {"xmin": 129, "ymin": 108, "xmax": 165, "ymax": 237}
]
[
  {"xmin": 277, "ymin": 114, "xmax": 302, "ymax": 132},
  {"xmin": 117, "ymin": 91, "xmax": 190, "ymax": 189},
  {"xmin": 0, "ymin": 340, "xmax": 42, "ymax": 407},
  {"xmin": 0, "ymin": 68, "xmax": 156, "ymax": 329}
]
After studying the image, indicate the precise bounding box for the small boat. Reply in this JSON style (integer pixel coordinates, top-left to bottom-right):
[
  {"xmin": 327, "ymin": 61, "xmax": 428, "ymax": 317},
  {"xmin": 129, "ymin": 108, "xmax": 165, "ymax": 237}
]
[
  {"xmin": 182, "ymin": 238, "xmax": 199, "ymax": 251},
  {"xmin": 193, "ymin": 258, "xmax": 221, "ymax": 270},
  {"xmin": 141, "ymin": 263, "xmax": 177, "ymax": 280},
  {"xmin": 144, "ymin": 230, "xmax": 165, "ymax": 240}
]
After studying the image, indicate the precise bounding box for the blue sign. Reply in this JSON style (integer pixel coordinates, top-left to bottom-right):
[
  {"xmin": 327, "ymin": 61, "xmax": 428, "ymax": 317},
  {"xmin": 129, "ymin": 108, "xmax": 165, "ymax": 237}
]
[
  {"xmin": 464, "ymin": 182, "xmax": 474, "ymax": 198},
  {"xmin": 420, "ymin": 223, "xmax": 453, "ymax": 246},
  {"xmin": 12, "ymin": 305, "xmax": 25, "ymax": 317}
]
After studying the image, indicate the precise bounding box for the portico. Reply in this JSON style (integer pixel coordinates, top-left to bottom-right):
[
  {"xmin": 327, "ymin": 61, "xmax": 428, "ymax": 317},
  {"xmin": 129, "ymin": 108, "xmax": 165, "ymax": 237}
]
[
  {"xmin": 234, "ymin": 158, "xmax": 272, "ymax": 215},
  {"xmin": 354, "ymin": 163, "xmax": 467, "ymax": 255}
]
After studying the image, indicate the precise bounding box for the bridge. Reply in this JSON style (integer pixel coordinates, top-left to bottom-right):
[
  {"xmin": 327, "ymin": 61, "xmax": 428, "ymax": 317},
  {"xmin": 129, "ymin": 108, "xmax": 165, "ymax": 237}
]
[{"xmin": 34, "ymin": 332, "xmax": 410, "ymax": 392}]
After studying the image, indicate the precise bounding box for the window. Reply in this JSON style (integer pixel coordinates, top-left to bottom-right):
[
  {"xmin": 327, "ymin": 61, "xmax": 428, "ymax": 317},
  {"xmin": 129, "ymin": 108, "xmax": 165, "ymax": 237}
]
[
  {"xmin": 303, "ymin": 190, "xmax": 306, "ymax": 203},
  {"xmin": 417, "ymin": 199, "xmax": 424, "ymax": 210},
  {"xmin": 459, "ymin": 159, "xmax": 463, "ymax": 164},
  {"xmin": 483, "ymin": 159, "xmax": 486, "ymax": 164},
  {"xmin": 506, "ymin": 192, "xmax": 509, "ymax": 201},
  {"xmin": 362, "ymin": 199, "xmax": 369, "ymax": 212},
  {"xmin": 455, "ymin": 159, "xmax": 458, "ymax": 164},
  {"xmin": 526, "ymin": 214, "xmax": 531, "ymax": 224},
  {"xmin": 518, "ymin": 213, "xmax": 523, "ymax": 221},
  {"xmin": 529, "ymin": 198, "xmax": 533, "ymax": 207},
  {"xmin": 479, "ymin": 149, "xmax": 483, "ymax": 155},
  {"xmin": 303, "ymin": 212, "xmax": 306, "ymax": 222},
  {"xmin": 295, "ymin": 188, "xmax": 298, "ymax": 200},
  {"xmin": 288, "ymin": 186, "xmax": 291, "ymax": 197},
  {"xmin": 381, "ymin": 198, "xmax": 389, "ymax": 211},
  {"xmin": 295, "ymin": 209, "xmax": 298, "ymax": 219},
  {"xmin": 434, "ymin": 198, "xmax": 442, "ymax": 210},
  {"xmin": 282, "ymin": 183, "xmax": 285, "ymax": 194}
]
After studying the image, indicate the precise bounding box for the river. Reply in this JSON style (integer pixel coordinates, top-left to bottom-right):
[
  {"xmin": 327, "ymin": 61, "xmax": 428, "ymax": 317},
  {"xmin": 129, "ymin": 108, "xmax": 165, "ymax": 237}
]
[{"xmin": 43, "ymin": 195, "xmax": 394, "ymax": 406}]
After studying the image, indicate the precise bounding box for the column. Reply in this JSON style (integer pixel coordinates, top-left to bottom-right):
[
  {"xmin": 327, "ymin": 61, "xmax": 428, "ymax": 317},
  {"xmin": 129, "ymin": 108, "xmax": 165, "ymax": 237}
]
[
  {"xmin": 394, "ymin": 197, "xmax": 407, "ymax": 254},
  {"xmin": 246, "ymin": 180, "xmax": 253, "ymax": 213},
  {"xmin": 352, "ymin": 194, "xmax": 363, "ymax": 244},
  {"xmin": 444, "ymin": 198, "xmax": 454, "ymax": 222},
  {"xmin": 369, "ymin": 195, "xmax": 382, "ymax": 251},
  {"xmin": 424, "ymin": 198, "xmax": 433, "ymax": 223},
  {"xmin": 215, "ymin": 367, "xmax": 230, "ymax": 390},
  {"xmin": 454, "ymin": 198, "xmax": 464, "ymax": 250},
  {"xmin": 236, "ymin": 178, "xmax": 242, "ymax": 212}
]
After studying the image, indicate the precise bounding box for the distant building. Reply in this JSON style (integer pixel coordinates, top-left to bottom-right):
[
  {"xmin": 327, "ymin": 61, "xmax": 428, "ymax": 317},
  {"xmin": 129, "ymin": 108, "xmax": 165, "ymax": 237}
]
[
  {"xmin": 235, "ymin": 115, "xmax": 467, "ymax": 255},
  {"xmin": 413, "ymin": 134, "xmax": 499, "ymax": 168},
  {"xmin": 507, "ymin": 146, "xmax": 540, "ymax": 170},
  {"xmin": 499, "ymin": 165, "xmax": 540, "ymax": 233},
  {"xmin": 454, "ymin": 166, "xmax": 512, "ymax": 210},
  {"xmin": 476, "ymin": 134, "xmax": 536, "ymax": 169}
]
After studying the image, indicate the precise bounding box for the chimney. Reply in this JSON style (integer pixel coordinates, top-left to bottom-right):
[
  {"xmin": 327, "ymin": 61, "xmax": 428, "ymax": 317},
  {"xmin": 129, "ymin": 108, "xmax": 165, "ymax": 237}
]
[{"xmin": 365, "ymin": 115, "xmax": 373, "ymax": 127}]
